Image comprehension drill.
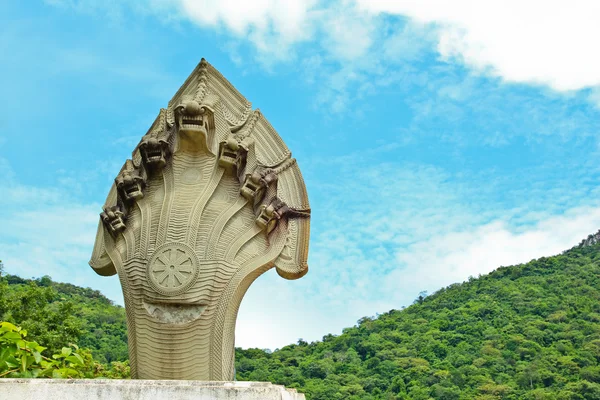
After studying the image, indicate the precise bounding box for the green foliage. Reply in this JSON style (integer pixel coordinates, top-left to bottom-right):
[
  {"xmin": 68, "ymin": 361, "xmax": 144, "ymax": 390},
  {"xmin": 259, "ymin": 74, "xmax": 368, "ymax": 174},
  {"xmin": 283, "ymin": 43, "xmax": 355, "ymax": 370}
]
[
  {"xmin": 0, "ymin": 321, "xmax": 129, "ymax": 379},
  {"xmin": 4, "ymin": 242, "xmax": 600, "ymax": 396},
  {"xmin": 0, "ymin": 270, "xmax": 127, "ymax": 364},
  {"xmin": 235, "ymin": 244, "xmax": 600, "ymax": 399}
]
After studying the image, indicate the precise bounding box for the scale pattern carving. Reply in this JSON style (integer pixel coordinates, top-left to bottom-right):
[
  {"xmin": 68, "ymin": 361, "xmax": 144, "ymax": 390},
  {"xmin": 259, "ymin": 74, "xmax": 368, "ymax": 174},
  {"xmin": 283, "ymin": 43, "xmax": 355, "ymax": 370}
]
[{"xmin": 88, "ymin": 59, "xmax": 310, "ymax": 380}]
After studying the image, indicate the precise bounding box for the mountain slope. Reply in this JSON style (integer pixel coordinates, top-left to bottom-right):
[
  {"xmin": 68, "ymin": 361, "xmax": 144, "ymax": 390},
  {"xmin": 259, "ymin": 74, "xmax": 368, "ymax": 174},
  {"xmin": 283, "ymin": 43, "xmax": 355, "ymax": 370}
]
[
  {"xmin": 236, "ymin": 244, "xmax": 600, "ymax": 399},
  {"xmin": 3, "ymin": 240, "xmax": 600, "ymax": 399},
  {"xmin": 0, "ymin": 272, "xmax": 128, "ymax": 364}
]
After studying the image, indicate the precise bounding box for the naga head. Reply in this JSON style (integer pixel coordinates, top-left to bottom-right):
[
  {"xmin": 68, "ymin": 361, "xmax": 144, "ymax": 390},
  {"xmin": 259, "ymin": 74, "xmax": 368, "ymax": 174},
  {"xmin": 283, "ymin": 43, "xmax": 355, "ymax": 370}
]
[
  {"xmin": 218, "ymin": 135, "xmax": 250, "ymax": 175},
  {"xmin": 115, "ymin": 164, "xmax": 145, "ymax": 202},
  {"xmin": 241, "ymin": 168, "xmax": 278, "ymax": 206},
  {"xmin": 174, "ymin": 100, "xmax": 211, "ymax": 143},
  {"xmin": 100, "ymin": 206, "xmax": 126, "ymax": 236},
  {"xmin": 139, "ymin": 136, "xmax": 169, "ymax": 168},
  {"xmin": 256, "ymin": 198, "xmax": 290, "ymax": 234}
]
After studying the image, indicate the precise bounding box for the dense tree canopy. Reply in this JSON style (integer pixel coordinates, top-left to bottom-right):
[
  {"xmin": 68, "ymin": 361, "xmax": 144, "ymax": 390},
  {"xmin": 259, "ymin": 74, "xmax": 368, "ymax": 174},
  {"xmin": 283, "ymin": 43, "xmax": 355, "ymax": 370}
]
[
  {"xmin": 236, "ymin": 244, "xmax": 600, "ymax": 399},
  {"xmin": 3, "ymin": 242, "xmax": 600, "ymax": 398},
  {"xmin": 0, "ymin": 264, "xmax": 127, "ymax": 364}
]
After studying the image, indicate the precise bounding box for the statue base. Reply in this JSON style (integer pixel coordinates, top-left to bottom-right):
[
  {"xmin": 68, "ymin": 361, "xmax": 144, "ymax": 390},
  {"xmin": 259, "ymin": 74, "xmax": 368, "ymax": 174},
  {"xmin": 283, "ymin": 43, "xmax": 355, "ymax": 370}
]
[{"xmin": 0, "ymin": 379, "xmax": 305, "ymax": 400}]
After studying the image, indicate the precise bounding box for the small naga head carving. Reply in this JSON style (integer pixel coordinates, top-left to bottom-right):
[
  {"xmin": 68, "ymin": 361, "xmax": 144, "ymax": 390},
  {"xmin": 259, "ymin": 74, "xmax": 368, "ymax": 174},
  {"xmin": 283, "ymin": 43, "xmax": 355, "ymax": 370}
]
[
  {"xmin": 218, "ymin": 135, "xmax": 253, "ymax": 175},
  {"xmin": 256, "ymin": 198, "xmax": 290, "ymax": 234},
  {"xmin": 100, "ymin": 206, "xmax": 126, "ymax": 236},
  {"xmin": 175, "ymin": 100, "xmax": 211, "ymax": 142},
  {"xmin": 240, "ymin": 168, "xmax": 278, "ymax": 205},
  {"xmin": 115, "ymin": 166, "xmax": 145, "ymax": 202},
  {"xmin": 139, "ymin": 136, "xmax": 170, "ymax": 168}
]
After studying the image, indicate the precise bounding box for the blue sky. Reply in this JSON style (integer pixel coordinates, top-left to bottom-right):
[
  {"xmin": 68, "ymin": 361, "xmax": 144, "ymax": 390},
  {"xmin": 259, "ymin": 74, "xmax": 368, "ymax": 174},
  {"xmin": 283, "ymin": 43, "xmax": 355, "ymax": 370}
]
[{"xmin": 2, "ymin": 0, "xmax": 600, "ymax": 349}]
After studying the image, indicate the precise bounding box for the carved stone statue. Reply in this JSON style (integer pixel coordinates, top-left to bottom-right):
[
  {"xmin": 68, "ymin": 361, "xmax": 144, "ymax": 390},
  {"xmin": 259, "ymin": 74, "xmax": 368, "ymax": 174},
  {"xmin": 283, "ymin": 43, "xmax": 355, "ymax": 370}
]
[{"xmin": 89, "ymin": 59, "xmax": 310, "ymax": 380}]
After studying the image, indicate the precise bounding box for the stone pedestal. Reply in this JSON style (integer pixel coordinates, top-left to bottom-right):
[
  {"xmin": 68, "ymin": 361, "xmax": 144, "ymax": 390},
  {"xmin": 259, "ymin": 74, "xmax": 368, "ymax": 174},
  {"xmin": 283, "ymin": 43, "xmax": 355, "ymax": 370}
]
[{"xmin": 0, "ymin": 379, "xmax": 305, "ymax": 400}]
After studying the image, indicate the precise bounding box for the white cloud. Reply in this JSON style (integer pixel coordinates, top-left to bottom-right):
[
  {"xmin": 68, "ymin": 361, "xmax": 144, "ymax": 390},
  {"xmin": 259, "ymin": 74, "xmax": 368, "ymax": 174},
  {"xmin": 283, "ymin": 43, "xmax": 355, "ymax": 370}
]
[
  {"xmin": 179, "ymin": 0, "xmax": 318, "ymax": 60},
  {"xmin": 318, "ymin": 1, "xmax": 377, "ymax": 61},
  {"xmin": 170, "ymin": 0, "xmax": 600, "ymax": 93},
  {"xmin": 151, "ymin": 0, "xmax": 600, "ymax": 121},
  {"xmin": 238, "ymin": 201, "xmax": 600, "ymax": 349},
  {"xmin": 236, "ymin": 155, "xmax": 600, "ymax": 349},
  {"xmin": 357, "ymin": 0, "xmax": 600, "ymax": 91},
  {"xmin": 390, "ymin": 207, "xmax": 600, "ymax": 298},
  {"xmin": 44, "ymin": 0, "xmax": 600, "ymax": 94},
  {"xmin": 170, "ymin": 0, "xmax": 381, "ymax": 63}
]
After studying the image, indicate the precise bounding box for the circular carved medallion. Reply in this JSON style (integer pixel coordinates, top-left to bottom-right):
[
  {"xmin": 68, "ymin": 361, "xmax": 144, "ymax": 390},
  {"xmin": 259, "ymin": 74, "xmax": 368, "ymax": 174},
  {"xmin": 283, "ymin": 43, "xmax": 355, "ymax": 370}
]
[{"xmin": 147, "ymin": 243, "xmax": 199, "ymax": 296}]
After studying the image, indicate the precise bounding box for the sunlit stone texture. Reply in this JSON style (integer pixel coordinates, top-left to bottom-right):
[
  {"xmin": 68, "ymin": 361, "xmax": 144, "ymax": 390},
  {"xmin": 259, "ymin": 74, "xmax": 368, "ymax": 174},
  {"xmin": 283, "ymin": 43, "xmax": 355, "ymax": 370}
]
[
  {"xmin": 89, "ymin": 59, "xmax": 311, "ymax": 380},
  {"xmin": 1, "ymin": 379, "xmax": 306, "ymax": 399}
]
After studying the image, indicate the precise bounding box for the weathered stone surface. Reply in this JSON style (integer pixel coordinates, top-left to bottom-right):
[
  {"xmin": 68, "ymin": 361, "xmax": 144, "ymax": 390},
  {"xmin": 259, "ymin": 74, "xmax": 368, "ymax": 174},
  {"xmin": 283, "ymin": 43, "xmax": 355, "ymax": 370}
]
[
  {"xmin": 0, "ymin": 379, "xmax": 306, "ymax": 400},
  {"xmin": 89, "ymin": 59, "xmax": 311, "ymax": 380}
]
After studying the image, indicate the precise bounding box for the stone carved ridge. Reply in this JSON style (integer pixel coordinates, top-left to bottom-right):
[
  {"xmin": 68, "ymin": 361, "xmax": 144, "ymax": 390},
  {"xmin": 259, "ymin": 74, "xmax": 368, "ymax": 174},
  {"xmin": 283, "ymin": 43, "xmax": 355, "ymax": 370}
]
[{"xmin": 89, "ymin": 58, "xmax": 310, "ymax": 381}]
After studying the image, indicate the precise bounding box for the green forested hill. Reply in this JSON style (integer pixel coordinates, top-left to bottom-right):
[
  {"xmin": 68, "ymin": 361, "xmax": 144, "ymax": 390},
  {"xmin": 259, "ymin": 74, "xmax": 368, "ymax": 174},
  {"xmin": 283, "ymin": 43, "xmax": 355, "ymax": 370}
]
[
  {"xmin": 3, "ymin": 241, "xmax": 600, "ymax": 399},
  {"xmin": 236, "ymin": 244, "xmax": 600, "ymax": 399},
  {"xmin": 0, "ymin": 271, "xmax": 128, "ymax": 364}
]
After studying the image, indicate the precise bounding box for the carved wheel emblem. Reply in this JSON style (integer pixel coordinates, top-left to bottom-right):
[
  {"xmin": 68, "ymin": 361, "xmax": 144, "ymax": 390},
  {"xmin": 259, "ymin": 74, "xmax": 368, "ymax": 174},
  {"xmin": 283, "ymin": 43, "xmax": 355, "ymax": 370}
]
[{"xmin": 147, "ymin": 243, "xmax": 199, "ymax": 295}]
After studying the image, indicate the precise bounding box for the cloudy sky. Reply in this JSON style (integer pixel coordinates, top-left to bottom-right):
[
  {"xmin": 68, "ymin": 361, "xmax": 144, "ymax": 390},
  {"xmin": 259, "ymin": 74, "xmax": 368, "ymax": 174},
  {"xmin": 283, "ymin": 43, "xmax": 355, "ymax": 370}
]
[{"xmin": 2, "ymin": 0, "xmax": 600, "ymax": 350}]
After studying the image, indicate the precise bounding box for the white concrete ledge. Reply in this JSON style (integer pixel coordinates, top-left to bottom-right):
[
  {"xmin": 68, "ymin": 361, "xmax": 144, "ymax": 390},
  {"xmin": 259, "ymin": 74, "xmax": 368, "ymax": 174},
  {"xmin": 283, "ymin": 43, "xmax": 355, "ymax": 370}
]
[{"xmin": 0, "ymin": 379, "xmax": 306, "ymax": 400}]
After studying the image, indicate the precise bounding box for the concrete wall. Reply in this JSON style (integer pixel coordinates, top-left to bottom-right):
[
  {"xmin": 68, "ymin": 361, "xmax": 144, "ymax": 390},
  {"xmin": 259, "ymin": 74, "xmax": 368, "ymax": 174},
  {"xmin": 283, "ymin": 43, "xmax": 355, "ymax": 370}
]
[{"xmin": 0, "ymin": 379, "xmax": 305, "ymax": 400}]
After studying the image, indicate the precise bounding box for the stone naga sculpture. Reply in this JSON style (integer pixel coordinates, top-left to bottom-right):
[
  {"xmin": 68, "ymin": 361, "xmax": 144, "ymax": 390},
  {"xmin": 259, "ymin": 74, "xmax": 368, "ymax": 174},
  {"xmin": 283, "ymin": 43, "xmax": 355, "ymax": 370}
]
[{"xmin": 89, "ymin": 59, "xmax": 310, "ymax": 380}]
